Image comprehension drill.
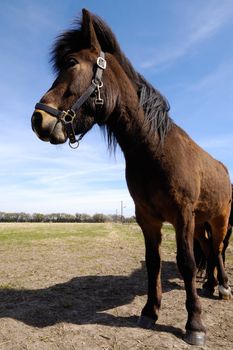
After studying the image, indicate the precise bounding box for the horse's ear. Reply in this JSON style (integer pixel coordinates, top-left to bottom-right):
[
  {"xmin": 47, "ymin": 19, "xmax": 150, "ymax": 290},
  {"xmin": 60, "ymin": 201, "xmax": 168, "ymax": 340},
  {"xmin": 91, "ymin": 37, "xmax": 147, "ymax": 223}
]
[{"xmin": 81, "ymin": 9, "xmax": 101, "ymax": 52}]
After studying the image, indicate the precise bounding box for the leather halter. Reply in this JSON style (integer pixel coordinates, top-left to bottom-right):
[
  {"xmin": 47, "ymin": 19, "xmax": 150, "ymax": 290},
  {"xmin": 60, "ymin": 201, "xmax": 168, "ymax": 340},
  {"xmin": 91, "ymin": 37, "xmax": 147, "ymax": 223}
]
[{"xmin": 35, "ymin": 51, "xmax": 106, "ymax": 148}]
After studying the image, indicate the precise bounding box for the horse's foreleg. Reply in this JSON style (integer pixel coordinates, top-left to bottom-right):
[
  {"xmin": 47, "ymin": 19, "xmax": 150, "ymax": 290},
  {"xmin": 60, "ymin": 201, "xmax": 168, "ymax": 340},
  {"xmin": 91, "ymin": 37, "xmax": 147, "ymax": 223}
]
[
  {"xmin": 137, "ymin": 215, "xmax": 162, "ymax": 329},
  {"xmin": 175, "ymin": 206, "xmax": 206, "ymax": 346}
]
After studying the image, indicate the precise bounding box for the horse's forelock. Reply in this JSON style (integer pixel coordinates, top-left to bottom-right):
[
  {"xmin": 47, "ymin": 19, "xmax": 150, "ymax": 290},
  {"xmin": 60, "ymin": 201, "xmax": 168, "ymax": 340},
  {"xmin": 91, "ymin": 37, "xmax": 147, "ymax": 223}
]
[
  {"xmin": 51, "ymin": 11, "xmax": 139, "ymax": 82},
  {"xmin": 50, "ymin": 29, "xmax": 83, "ymax": 73}
]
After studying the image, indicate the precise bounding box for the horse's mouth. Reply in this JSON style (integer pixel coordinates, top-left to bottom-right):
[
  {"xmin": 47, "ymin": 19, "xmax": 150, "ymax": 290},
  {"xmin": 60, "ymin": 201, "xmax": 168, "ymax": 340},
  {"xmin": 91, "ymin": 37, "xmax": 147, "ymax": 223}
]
[
  {"xmin": 49, "ymin": 132, "xmax": 66, "ymax": 144},
  {"xmin": 31, "ymin": 110, "xmax": 67, "ymax": 144}
]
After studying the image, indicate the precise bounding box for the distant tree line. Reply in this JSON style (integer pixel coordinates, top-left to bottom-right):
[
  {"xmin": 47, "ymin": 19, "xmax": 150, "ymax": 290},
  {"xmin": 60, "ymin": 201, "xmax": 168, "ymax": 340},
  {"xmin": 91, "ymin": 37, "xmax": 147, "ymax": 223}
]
[{"xmin": 0, "ymin": 212, "xmax": 136, "ymax": 223}]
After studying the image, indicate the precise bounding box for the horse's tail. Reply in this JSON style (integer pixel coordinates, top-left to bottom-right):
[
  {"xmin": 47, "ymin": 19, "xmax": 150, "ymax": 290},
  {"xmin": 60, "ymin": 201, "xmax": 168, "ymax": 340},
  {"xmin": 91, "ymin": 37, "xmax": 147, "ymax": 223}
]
[
  {"xmin": 194, "ymin": 239, "xmax": 207, "ymax": 275},
  {"xmin": 194, "ymin": 222, "xmax": 212, "ymax": 276},
  {"xmin": 223, "ymin": 226, "xmax": 232, "ymax": 264}
]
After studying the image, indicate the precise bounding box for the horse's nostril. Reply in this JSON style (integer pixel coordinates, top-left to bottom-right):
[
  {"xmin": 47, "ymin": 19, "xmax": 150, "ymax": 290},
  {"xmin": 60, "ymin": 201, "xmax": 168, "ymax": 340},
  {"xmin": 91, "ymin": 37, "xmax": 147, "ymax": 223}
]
[{"xmin": 31, "ymin": 111, "xmax": 43, "ymax": 130}]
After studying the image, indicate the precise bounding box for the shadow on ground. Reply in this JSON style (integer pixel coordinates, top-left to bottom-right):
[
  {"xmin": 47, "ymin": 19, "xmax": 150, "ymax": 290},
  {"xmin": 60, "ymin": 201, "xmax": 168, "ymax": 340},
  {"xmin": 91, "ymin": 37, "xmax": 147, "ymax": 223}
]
[{"xmin": 0, "ymin": 261, "xmax": 183, "ymax": 338}]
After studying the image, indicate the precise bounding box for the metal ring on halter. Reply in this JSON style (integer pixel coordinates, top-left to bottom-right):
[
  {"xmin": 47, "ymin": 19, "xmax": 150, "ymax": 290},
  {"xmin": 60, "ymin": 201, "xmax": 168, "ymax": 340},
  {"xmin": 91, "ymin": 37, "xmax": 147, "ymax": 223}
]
[
  {"xmin": 69, "ymin": 140, "xmax": 79, "ymax": 149},
  {"xmin": 60, "ymin": 110, "xmax": 76, "ymax": 124}
]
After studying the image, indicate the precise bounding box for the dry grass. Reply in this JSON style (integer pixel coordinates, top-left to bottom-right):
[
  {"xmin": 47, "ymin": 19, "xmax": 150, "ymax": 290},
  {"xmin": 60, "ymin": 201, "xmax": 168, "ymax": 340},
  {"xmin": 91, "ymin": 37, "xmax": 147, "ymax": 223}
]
[{"xmin": 0, "ymin": 223, "xmax": 232, "ymax": 349}]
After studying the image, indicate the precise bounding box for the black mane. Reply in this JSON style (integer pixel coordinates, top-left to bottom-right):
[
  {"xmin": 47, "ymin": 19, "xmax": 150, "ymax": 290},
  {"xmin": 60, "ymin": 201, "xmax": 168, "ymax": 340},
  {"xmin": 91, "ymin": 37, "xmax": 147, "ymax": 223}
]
[{"xmin": 51, "ymin": 11, "xmax": 172, "ymax": 150}]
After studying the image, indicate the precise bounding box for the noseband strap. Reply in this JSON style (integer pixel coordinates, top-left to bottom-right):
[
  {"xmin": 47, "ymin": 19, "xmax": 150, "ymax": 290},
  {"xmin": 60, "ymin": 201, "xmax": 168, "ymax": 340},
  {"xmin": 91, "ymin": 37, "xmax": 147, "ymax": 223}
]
[{"xmin": 35, "ymin": 51, "xmax": 106, "ymax": 148}]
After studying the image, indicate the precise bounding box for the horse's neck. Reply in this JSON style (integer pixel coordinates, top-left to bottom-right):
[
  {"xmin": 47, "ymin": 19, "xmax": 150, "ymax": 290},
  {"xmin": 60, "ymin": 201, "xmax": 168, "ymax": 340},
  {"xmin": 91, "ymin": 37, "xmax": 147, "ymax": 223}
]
[
  {"xmin": 108, "ymin": 102, "xmax": 160, "ymax": 159},
  {"xmin": 105, "ymin": 61, "xmax": 162, "ymax": 158}
]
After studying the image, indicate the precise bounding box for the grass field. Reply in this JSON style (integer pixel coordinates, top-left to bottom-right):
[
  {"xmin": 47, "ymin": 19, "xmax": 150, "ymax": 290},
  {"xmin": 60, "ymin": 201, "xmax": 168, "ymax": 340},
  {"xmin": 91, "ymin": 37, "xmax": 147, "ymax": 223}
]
[{"xmin": 0, "ymin": 223, "xmax": 232, "ymax": 349}]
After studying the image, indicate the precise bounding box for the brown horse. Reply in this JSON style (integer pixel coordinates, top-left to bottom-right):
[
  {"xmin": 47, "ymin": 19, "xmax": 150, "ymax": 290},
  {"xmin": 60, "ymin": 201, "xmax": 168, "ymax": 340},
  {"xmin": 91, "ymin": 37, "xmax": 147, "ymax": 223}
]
[
  {"xmin": 31, "ymin": 9, "xmax": 232, "ymax": 346},
  {"xmin": 194, "ymin": 185, "xmax": 233, "ymax": 293}
]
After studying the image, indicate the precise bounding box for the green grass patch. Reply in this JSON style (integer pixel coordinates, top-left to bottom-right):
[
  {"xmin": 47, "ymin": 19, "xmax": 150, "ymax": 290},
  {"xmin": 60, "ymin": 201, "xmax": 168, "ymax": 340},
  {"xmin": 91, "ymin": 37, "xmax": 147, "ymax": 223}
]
[
  {"xmin": 0, "ymin": 223, "xmax": 110, "ymax": 243},
  {"xmin": 0, "ymin": 222, "xmax": 231, "ymax": 260}
]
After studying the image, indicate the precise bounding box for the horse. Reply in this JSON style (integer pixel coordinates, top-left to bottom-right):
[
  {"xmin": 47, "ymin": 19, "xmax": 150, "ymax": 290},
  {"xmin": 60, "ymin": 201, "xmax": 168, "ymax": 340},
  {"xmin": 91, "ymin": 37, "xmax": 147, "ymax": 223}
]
[
  {"xmin": 31, "ymin": 9, "xmax": 232, "ymax": 346},
  {"xmin": 194, "ymin": 185, "xmax": 233, "ymax": 292}
]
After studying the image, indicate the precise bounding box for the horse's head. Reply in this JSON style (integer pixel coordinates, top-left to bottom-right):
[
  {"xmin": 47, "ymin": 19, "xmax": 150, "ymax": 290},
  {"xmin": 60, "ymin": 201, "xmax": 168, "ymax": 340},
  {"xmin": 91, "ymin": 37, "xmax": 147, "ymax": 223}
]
[{"xmin": 31, "ymin": 9, "xmax": 121, "ymax": 147}]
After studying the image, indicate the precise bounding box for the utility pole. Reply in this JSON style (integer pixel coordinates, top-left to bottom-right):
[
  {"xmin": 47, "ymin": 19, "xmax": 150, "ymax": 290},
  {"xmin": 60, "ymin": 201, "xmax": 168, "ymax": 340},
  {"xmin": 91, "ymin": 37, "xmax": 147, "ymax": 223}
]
[{"xmin": 121, "ymin": 200, "xmax": 125, "ymax": 223}]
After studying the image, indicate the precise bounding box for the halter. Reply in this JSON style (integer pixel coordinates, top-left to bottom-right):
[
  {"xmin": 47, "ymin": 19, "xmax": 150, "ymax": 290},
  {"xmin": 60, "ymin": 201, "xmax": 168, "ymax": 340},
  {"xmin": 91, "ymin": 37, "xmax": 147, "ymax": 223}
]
[{"xmin": 35, "ymin": 51, "xmax": 106, "ymax": 148}]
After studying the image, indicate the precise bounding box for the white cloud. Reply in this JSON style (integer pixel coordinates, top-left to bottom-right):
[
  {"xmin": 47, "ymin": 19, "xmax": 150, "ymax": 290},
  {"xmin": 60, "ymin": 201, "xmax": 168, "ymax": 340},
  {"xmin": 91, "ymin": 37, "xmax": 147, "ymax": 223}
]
[
  {"xmin": 140, "ymin": 1, "xmax": 233, "ymax": 69},
  {"xmin": 0, "ymin": 131, "xmax": 135, "ymax": 216}
]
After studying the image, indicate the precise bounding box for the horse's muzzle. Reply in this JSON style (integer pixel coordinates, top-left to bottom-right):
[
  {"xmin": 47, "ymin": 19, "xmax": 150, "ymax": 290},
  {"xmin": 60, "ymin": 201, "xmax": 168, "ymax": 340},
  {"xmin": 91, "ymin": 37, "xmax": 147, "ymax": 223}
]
[{"xmin": 31, "ymin": 109, "xmax": 66, "ymax": 144}]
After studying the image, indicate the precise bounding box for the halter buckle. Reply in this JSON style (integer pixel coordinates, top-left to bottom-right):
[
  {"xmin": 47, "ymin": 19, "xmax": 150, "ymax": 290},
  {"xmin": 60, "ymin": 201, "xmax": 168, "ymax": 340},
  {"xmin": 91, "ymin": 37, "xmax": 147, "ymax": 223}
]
[{"xmin": 97, "ymin": 56, "xmax": 106, "ymax": 70}]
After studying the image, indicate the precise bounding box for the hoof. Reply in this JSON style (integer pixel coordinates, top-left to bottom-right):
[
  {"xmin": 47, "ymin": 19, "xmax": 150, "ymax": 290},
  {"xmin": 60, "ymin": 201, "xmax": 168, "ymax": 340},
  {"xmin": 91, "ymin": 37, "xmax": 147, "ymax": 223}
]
[
  {"xmin": 137, "ymin": 315, "xmax": 155, "ymax": 329},
  {"xmin": 218, "ymin": 285, "xmax": 232, "ymax": 300},
  {"xmin": 183, "ymin": 330, "xmax": 206, "ymax": 346}
]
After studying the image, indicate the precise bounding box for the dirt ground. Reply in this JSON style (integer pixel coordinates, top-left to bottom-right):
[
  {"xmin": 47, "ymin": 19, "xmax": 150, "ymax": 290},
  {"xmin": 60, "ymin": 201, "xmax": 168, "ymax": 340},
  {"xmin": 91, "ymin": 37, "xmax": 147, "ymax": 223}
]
[{"xmin": 0, "ymin": 223, "xmax": 232, "ymax": 349}]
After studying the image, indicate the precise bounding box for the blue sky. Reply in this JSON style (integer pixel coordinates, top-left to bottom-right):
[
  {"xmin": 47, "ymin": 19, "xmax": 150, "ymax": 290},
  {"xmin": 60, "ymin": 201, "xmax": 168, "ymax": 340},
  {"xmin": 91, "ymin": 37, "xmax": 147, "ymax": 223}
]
[{"xmin": 1, "ymin": 0, "xmax": 233, "ymax": 216}]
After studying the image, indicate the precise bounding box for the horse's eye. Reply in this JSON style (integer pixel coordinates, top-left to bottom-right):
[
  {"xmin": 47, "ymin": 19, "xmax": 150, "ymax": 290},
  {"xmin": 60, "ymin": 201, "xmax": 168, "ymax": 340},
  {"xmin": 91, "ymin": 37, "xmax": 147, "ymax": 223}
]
[{"xmin": 64, "ymin": 58, "xmax": 78, "ymax": 69}]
